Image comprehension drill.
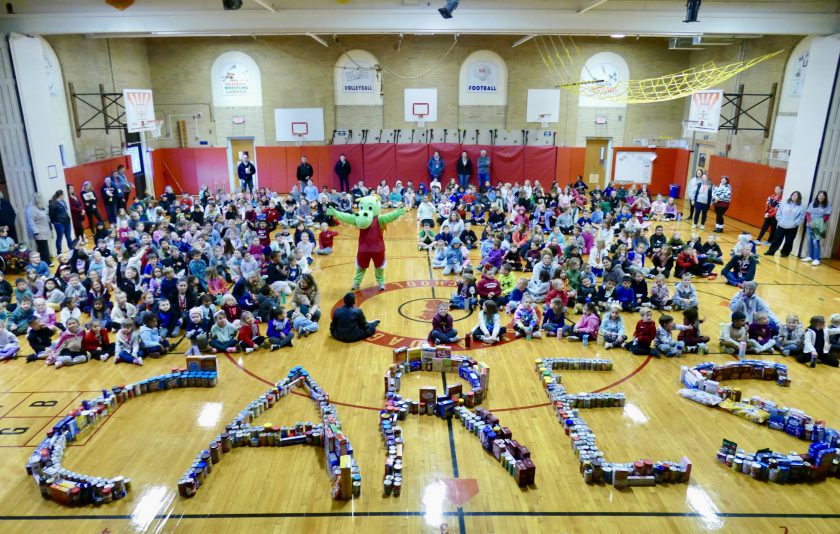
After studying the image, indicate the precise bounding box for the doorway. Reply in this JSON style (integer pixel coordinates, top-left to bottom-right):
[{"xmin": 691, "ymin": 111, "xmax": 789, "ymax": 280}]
[
  {"xmin": 227, "ymin": 137, "xmax": 256, "ymax": 192},
  {"xmin": 584, "ymin": 138, "xmax": 611, "ymax": 187}
]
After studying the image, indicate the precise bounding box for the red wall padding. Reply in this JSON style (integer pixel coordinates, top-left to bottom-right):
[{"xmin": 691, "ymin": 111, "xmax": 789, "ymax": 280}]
[
  {"xmin": 152, "ymin": 148, "xmax": 228, "ymax": 195},
  {"xmin": 151, "ymin": 146, "xmax": 697, "ymax": 197},
  {"xmin": 363, "ymin": 144, "xmax": 398, "ymax": 187},
  {"xmin": 707, "ymin": 155, "xmax": 786, "ymax": 228},
  {"xmin": 395, "ymin": 144, "xmax": 430, "ymax": 186},
  {"xmin": 523, "ymin": 146, "xmax": 557, "ymax": 186},
  {"xmin": 64, "ymin": 155, "xmax": 132, "ymax": 228},
  {"xmin": 255, "ymin": 146, "xmax": 289, "ymax": 192},
  {"xmin": 492, "ymin": 145, "xmax": 525, "ymax": 183},
  {"xmin": 555, "ymin": 147, "xmax": 586, "ymax": 185}
]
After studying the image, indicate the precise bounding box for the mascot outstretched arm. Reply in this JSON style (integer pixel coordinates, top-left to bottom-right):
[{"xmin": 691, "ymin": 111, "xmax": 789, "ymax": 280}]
[{"xmin": 327, "ymin": 195, "xmax": 406, "ymax": 290}]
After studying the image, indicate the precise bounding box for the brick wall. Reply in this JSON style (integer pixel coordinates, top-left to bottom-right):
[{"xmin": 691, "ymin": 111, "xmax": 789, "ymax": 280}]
[
  {"xmin": 46, "ymin": 33, "xmax": 796, "ymax": 166},
  {"xmin": 46, "ymin": 36, "xmax": 152, "ymax": 163},
  {"xmin": 687, "ymin": 36, "xmax": 800, "ymax": 165}
]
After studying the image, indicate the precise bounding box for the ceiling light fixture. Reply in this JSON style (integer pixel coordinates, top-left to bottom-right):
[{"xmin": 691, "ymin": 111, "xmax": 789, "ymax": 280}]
[
  {"xmin": 610, "ymin": 34, "xmax": 626, "ymax": 39},
  {"xmin": 684, "ymin": 0, "xmax": 701, "ymax": 23},
  {"xmin": 222, "ymin": 0, "xmax": 243, "ymax": 10},
  {"xmin": 438, "ymin": 0, "xmax": 460, "ymax": 19}
]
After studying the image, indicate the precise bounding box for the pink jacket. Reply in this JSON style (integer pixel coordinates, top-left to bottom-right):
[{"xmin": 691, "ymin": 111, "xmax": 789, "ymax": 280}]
[
  {"xmin": 35, "ymin": 308, "xmax": 57, "ymax": 328},
  {"xmin": 574, "ymin": 312, "xmax": 601, "ymax": 338},
  {"xmin": 53, "ymin": 330, "xmax": 85, "ymax": 353}
]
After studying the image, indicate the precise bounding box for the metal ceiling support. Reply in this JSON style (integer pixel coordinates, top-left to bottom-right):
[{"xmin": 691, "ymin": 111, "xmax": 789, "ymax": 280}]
[
  {"xmin": 68, "ymin": 82, "xmax": 126, "ymax": 138},
  {"xmin": 718, "ymin": 82, "xmax": 778, "ymax": 138}
]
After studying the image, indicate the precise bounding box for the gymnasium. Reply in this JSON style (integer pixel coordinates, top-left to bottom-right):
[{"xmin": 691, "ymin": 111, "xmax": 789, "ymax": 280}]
[{"xmin": 0, "ymin": 0, "xmax": 840, "ymax": 532}]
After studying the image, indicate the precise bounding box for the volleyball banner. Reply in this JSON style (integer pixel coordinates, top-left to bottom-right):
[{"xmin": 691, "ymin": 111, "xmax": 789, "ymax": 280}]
[
  {"xmin": 123, "ymin": 89, "xmax": 156, "ymax": 133},
  {"xmin": 688, "ymin": 89, "xmax": 723, "ymax": 133}
]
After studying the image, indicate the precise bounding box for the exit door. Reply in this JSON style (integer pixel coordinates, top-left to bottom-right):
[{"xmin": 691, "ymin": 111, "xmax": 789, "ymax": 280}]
[
  {"xmin": 584, "ymin": 138, "xmax": 611, "ymax": 187},
  {"xmin": 228, "ymin": 137, "xmax": 256, "ymax": 192}
]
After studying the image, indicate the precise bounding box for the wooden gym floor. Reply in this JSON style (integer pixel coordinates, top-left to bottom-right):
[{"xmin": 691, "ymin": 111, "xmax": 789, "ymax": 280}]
[{"xmin": 1, "ymin": 209, "xmax": 840, "ymax": 533}]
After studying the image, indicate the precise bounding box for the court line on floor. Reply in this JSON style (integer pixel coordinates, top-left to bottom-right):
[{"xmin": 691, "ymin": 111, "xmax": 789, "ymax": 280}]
[
  {"xmin": 2, "ymin": 511, "xmax": 839, "ymax": 521},
  {"xmin": 220, "ymin": 353, "xmax": 382, "ymax": 411},
  {"xmin": 222, "ymin": 348, "xmax": 654, "ymax": 414},
  {"xmin": 441, "ymin": 372, "xmax": 467, "ymax": 534}
]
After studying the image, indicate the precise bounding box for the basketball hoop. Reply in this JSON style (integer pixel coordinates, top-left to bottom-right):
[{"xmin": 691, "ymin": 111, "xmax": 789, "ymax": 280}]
[
  {"xmin": 538, "ymin": 113, "xmax": 550, "ymax": 129},
  {"xmin": 412, "ymin": 102, "xmax": 430, "ymax": 130},
  {"xmin": 291, "ymin": 121, "xmax": 309, "ymax": 146}
]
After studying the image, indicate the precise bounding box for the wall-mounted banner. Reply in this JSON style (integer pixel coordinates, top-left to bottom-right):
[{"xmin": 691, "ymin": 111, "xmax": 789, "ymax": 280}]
[
  {"xmin": 211, "ymin": 51, "xmax": 263, "ymax": 108},
  {"xmin": 467, "ymin": 61, "xmax": 499, "ymax": 92},
  {"xmin": 459, "ymin": 50, "xmax": 508, "ymax": 107},
  {"xmin": 342, "ymin": 62, "xmax": 375, "ymax": 93},
  {"xmin": 219, "ymin": 62, "xmax": 251, "ymax": 96},
  {"xmin": 688, "ymin": 89, "xmax": 724, "ymax": 133},
  {"xmin": 335, "ymin": 50, "xmax": 383, "ymax": 106}
]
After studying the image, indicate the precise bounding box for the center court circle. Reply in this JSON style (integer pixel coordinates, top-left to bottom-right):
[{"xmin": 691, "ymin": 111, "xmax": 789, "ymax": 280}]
[{"xmin": 330, "ymin": 279, "xmax": 533, "ymax": 351}]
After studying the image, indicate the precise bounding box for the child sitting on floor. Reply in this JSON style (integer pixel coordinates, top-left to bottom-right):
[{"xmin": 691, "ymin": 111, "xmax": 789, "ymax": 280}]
[
  {"xmin": 563, "ymin": 302, "xmax": 601, "ymax": 343},
  {"xmin": 672, "ymin": 273, "xmax": 698, "ymax": 310},
  {"xmin": 748, "ymin": 312, "xmax": 776, "ymax": 354},
  {"xmin": 625, "ymin": 307, "xmax": 657, "ymax": 356},
  {"xmin": 799, "ymin": 315, "xmax": 840, "ymax": 368},
  {"xmin": 210, "ymin": 310, "xmax": 240, "ymax": 353},
  {"xmin": 719, "ymin": 311, "xmax": 748, "ymax": 355},
  {"xmin": 47, "ymin": 317, "xmax": 89, "ymax": 368},
  {"xmin": 0, "ymin": 320, "xmax": 20, "ymax": 361},
  {"xmin": 654, "ymin": 315, "xmax": 685, "ymax": 358},
  {"xmin": 599, "ymin": 304, "xmax": 627, "ymax": 350},
  {"xmin": 266, "ymin": 307, "xmax": 295, "ymax": 350},
  {"xmin": 676, "ymin": 307, "xmax": 709, "ymax": 354},
  {"xmin": 513, "ymin": 294, "xmax": 541, "ymax": 339},
  {"xmin": 114, "ymin": 320, "xmax": 143, "ymax": 365},
  {"xmin": 541, "ymin": 297, "xmax": 566, "ymax": 337},
  {"xmin": 775, "ymin": 314, "xmax": 804, "ymax": 357},
  {"xmin": 429, "ymin": 303, "xmax": 460, "ymax": 345},
  {"xmin": 138, "ymin": 313, "xmax": 172, "ymax": 358},
  {"xmin": 185, "ymin": 307, "xmax": 211, "ymax": 355},
  {"xmin": 83, "ymin": 319, "xmax": 113, "ymax": 361},
  {"xmin": 237, "ymin": 311, "xmax": 268, "ymax": 354}
]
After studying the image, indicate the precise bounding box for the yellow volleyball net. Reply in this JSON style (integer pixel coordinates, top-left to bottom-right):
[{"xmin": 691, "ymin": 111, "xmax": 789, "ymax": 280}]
[{"xmin": 535, "ymin": 36, "xmax": 785, "ymax": 104}]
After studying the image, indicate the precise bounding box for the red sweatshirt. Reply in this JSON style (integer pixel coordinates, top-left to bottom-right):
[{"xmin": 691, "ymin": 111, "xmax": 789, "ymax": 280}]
[
  {"xmin": 82, "ymin": 328, "xmax": 111, "ymax": 351},
  {"xmin": 319, "ymin": 230, "xmax": 338, "ymax": 249},
  {"xmin": 476, "ymin": 275, "xmax": 501, "ymax": 298},
  {"xmin": 237, "ymin": 322, "xmax": 261, "ymax": 347},
  {"xmin": 633, "ymin": 320, "xmax": 656, "ymax": 347},
  {"xmin": 544, "ymin": 288, "xmax": 569, "ymax": 306}
]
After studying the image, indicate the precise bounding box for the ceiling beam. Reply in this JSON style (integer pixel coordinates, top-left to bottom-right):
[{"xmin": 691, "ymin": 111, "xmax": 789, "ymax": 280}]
[
  {"xmin": 578, "ymin": 0, "xmax": 610, "ymax": 15},
  {"xmin": 252, "ymin": 0, "xmax": 276, "ymax": 13},
  {"xmin": 0, "ymin": 9, "xmax": 836, "ymax": 37}
]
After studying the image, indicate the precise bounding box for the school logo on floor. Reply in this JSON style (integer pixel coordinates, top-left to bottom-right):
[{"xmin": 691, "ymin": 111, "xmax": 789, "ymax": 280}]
[{"xmin": 330, "ymin": 279, "xmax": 535, "ymax": 351}]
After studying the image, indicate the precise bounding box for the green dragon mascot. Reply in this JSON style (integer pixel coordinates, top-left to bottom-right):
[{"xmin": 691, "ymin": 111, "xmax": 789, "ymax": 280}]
[{"xmin": 327, "ymin": 195, "xmax": 406, "ymax": 290}]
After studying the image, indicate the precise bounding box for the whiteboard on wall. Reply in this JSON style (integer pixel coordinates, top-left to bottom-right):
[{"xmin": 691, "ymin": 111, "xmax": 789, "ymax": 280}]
[
  {"xmin": 614, "ymin": 151, "xmax": 655, "ymax": 184},
  {"xmin": 274, "ymin": 108, "xmax": 325, "ymax": 142}
]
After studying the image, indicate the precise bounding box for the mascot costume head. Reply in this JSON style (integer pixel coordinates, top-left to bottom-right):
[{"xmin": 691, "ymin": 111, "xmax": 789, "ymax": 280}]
[{"xmin": 327, "ymin": 195, "xmax": 406, "ymax": 290}]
